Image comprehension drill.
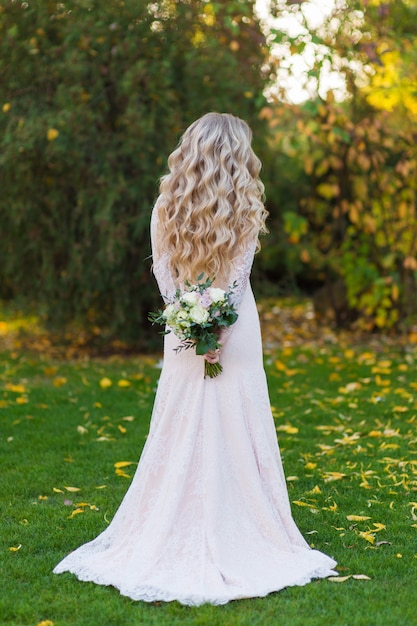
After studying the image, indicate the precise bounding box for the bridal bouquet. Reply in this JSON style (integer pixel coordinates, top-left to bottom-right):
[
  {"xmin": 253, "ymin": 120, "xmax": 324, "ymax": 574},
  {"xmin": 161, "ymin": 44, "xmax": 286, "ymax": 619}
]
[{"xmin": 149, "ymin": 275, "xmax": 238, "ymax": 378}]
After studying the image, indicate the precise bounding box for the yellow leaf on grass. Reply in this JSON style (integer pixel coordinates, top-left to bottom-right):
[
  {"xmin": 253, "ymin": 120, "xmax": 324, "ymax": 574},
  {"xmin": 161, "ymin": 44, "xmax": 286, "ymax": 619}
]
[
  {"xmin": 53, "ymin": 376, "xmax": 67, "ymax": 387},
  {"xmin": 358, "ymin": 531, "xmax": 375, "ymax": 544},
  {"xmin": 64, "ymin": 486, "xmax": 81, "ymax": 492},
  {"xmin": 372, "ymin": 523, "xmax": 386, "ymax": 532},
  {"xmin": 305, "ymin": 462, "xmax": 317, "ymax": 471},
  {"xmin": 115, "ymin": 469, "xmax": 131, "ymax": 478},
  {"xmin": 371, "ymin": 367, "xmax": 391, "ymax": 375},
  {"xmin": 322, "ymin": 472, "xmax": 347, "ymax": 482},
  {"xmin": 99, "ymin": 377, "xmax": 112, "ymax": 389},
  {"xmin": 118, "ymin": 424, "xmax": 127, "ymax": 434},
  {"xmin": 308, "ymin": 485, "xmax": 322, "ymax": 495},
  {"xmin": 347, "ymin": 515, "xmax": 371, "ymax": 522},
  {"xmin": 328, "ymin": 575, "xmax": 351, "ymax": 583},
  {"xmin": 117, "ymin": 379, "xmax": 131, "ymax": 387},
  {"xmin": 275, "ymin": 360, "xmax": 287, "ymax": 371},
  {"xmin": 352, "ymin": 574, "xmax": 371, "ymax": 580},
  {"xmin": 16, "ymin": 396, "xmax": 29, "ymax": 404},
  {"xmin": 53, "ymin": 487, "xmax": 64, "ymax": 493},
  {"xmin": 377, "ymin": 360, "xmax": 392, "ymax": 368},
  {"xmin": 375, "ymin": 375, "xmax": 391, "ymax": 387},
  {"xmin": 43, "ymin": 367, "xmax": 58, "ymax": 377},
  {"xmin": 9, "ymin": 544, "xmax": 22, "ymax": 551},
  {"xmin": 68, "ymin": 508, "xmax": 84, "ymax": 518},
  {"xmin": 324, "ymin": 502, "xmax": 338, "ymax": 512},
  {"xmin": 6, "ymin": 383, "xmax": 26, "ymax": 393},
  {"xmin": 338, "ymin": 382, "xmax": 361, "ymax": 394},
  {"xmin": 37, "ymin": 620, "xmax": 55, "ymax": 626},
  {"xmin": 276, "ymin": 424, "xmax": 299, "ymax": 434},
  {"xmin": 114, "ymin": 461, "xmax": 135, "ymax": 469},
  {"xmin": 393, "ymin": 406, "xmax": 408, "ymax": 413}
]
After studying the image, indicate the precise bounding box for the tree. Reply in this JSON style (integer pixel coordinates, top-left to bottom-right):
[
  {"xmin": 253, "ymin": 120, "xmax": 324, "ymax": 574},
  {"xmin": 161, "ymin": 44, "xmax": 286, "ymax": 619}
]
[
  {"xmin": 262, "ymin": 0, "xmax": 417, "ymax": 329},
  {"xmin": 0, "ymin": 0, "xmax": 271, "ymax": 343}
]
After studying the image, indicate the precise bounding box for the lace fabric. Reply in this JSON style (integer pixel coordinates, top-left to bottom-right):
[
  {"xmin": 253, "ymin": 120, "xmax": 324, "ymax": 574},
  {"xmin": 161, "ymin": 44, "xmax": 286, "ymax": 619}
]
[{"xmin": 53, "ymin": 208, "xmax": 338, "ymax": 605}]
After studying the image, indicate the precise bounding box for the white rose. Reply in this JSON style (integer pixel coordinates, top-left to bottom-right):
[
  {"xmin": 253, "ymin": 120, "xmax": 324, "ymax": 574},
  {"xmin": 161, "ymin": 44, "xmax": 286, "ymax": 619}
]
[
  {"xmin": 162, "ymin": 304, "xmax": 177, "ymax": 321},
  {"xmin": 189, "ymin": 305, "xmax": 210, "ymax": 324},
  {"xmin": 209, "ymin": 287, "xmax": 226, "ymax": 303},
  {"xmin": 181, "ymin": 291, "xmax": 199, "ymax": 306}
]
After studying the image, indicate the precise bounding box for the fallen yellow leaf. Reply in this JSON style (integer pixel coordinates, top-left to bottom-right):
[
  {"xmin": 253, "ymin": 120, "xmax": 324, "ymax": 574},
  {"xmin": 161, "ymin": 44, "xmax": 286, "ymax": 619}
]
[
  {"xmin": 68, "ymin": 508, "xmax": 84, "ymax": 518},
  {"xmin": 117, "ymin": 379, "xmax": 131, "ymax": 387},
  {"xmin": 6, "ymin": 383, "xmax": 26, "ymax": 393},
  {"xmin": 276, "ymin": 424, "xmax": 299, "ymax": 434},
  {"xmin": 114, "ymin": 461, "xmax": 135, "ymax": 469},
  {"xmin": 322, "ymin": 471, "xmax": 347, "ymax": 482},
  {"xmin": 358, "ymin": 531, "xmax": 375, "ymax": 544},
  {"xmin": 99, "ymin": 377, "xmax": 112, "ymax": 389},
  {"xmin": 115, "ymin": 469, "xmax": 131, "ymax": 478},
  {"xmin": 347, "ymin": 515, "xmax": 371, "ymax": 522},
  {"xmin": 43, "ymin": 367, "xmax": 58, "ymax": 377},
  {"xmin": 53, "ymin": 377, "xmax": 67, "ymax": 387},
  {"xmin": 64, "ymin": 486, "xmax": 81, "ymax": 492},
  {"xmin": 9, "ymin": 544, "xmax": 22, "ymax": 552}
]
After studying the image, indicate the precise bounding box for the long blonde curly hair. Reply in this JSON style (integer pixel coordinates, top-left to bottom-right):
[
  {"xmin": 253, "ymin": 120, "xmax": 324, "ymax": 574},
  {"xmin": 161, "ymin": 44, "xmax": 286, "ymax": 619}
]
[{"xmin": 154, "ymin": 112, "xmax": 268, "ymax": 286}]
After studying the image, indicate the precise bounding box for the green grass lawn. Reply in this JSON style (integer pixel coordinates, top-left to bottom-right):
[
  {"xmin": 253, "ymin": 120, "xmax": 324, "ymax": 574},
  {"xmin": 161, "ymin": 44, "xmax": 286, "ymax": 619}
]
[{"xmin": 1, "ymin": 339, "xmax": 416, "ymax": 626}]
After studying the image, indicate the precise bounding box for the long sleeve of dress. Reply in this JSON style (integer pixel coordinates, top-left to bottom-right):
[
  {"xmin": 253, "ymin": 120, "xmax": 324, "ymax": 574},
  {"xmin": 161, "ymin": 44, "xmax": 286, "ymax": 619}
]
[
  {"xmin": 150, "ymin": 203, "xmax": 177, "ymax": 302},
  {"xmin": 227, "ymin": 238, "xmax": 257, "ymax": 310}
]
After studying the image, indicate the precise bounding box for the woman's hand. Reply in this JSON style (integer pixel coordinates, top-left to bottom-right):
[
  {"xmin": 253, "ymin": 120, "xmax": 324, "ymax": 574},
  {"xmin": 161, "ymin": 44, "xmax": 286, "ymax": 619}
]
[{"xmin": 204, "ymin": 348, "xmax": 221, "ymax": 364}]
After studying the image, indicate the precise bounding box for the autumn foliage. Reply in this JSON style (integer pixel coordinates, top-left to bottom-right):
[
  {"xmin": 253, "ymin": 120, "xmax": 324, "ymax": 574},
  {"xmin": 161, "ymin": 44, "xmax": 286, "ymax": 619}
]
[{"xmin": 263, "ymin": 0, "xmax": 417, "ymax": 330}]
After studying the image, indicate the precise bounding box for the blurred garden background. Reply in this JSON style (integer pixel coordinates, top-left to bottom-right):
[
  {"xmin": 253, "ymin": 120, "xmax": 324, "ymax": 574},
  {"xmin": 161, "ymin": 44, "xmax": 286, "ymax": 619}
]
[{"xmin": 1, "ymin": 0, "xmax": 416, "ymax": 350}]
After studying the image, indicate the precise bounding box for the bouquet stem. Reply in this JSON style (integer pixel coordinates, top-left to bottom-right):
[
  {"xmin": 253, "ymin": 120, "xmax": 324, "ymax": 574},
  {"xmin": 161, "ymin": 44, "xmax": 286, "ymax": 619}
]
[{"xmin": 204, "ymin": 361, "xmax": 223, "ymax": 379}]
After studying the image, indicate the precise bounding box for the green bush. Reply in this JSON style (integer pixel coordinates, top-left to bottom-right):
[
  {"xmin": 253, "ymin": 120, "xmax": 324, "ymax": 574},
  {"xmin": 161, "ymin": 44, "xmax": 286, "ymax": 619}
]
[{"xmin": 0, "ymin": 0, "xmax": 270, "ymax": 343}]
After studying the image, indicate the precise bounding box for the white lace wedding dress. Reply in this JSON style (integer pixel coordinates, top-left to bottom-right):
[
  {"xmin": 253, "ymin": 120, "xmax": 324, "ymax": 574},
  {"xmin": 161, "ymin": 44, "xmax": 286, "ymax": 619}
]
[{"xmin": 53, "ymin": 207, "xmax": 337, "ymax": 605}]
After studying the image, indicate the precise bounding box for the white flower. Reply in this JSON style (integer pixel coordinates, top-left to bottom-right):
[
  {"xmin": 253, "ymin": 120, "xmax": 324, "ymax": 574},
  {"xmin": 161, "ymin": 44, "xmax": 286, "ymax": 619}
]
[
  {"xmin": 189, "ymin": 305, "xmax": 210, "ymax": 324},
  {"xmin": 181, "ymin": 291, "xmax": 199, "ymax": 306},
  {"xmin": 163, "ymin": 304, "xmax": 177, "ymax": 321},
  {"xmin": 209, "ymin": 287, "xmax": 226, "ymax": 303}
]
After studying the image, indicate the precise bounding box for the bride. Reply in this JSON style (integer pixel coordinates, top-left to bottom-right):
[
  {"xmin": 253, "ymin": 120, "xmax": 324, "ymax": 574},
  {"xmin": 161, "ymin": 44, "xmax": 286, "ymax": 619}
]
[{"xmin": 54, "ymin": 112, "xmax": 337, "ymax": 605}]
